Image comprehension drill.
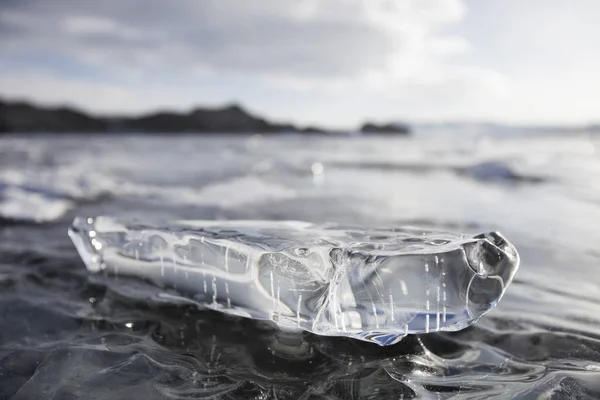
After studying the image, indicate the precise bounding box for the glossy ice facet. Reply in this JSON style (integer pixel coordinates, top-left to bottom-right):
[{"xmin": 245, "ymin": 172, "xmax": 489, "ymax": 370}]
[{"xmin": 69, "ymin": 217, "xmax": 519, "ymax": 346}]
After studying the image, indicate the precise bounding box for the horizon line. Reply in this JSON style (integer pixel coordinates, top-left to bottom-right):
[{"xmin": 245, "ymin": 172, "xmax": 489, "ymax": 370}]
[{"xmin": 1, "ymin": 94, "xmax": 597, "ymax": 131}]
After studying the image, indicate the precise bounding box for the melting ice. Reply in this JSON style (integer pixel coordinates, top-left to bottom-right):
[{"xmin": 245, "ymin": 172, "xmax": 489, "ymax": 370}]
[{"xmin": 69, "ymin": 217, "xmax": 519, "ymax": 346}]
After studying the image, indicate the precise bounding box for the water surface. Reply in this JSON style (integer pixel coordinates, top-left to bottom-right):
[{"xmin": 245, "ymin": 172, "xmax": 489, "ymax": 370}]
[{"xmin": 1, "ymin": 133, "xmax": 600, "ymax": 399}]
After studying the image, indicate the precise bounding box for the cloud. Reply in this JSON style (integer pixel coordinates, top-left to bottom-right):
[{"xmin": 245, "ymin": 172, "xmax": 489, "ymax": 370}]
[
  {"xmin": 0, "ymin": 0, "xmax": 515, "ymax": 124},
  {"xmin": 1, "ymin": 0, "xmax": 472, "ymax": 79}
]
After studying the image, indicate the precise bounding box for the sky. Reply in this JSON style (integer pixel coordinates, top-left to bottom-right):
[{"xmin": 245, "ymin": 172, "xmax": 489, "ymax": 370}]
[{"xmin": 0, "ymin": 0, "xmax": 599, "ymax": 128}]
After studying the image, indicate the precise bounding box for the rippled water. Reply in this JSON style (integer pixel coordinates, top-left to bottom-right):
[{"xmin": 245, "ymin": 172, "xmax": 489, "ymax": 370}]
[{"xmin": 1, "ymin": 132, "xmax": 600, "ymax": 399}]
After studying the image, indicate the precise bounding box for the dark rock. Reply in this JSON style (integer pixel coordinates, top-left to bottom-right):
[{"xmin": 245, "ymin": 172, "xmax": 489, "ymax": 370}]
[{"xmin": 360, "ymin": 122, "xmax": 410, "ymax": 135}]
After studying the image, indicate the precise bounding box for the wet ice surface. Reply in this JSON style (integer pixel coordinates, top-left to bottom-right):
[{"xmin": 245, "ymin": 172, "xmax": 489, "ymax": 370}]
[
  {"xmin": 69, "ymin": 218, "xmax": 519, "ymax": 346},
  {"xmin": 2, "ymin": 133, "xmax": 600, "ymax": 398}
]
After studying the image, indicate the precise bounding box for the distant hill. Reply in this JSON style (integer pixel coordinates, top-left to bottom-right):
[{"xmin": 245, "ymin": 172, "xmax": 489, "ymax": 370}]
[
  {"xmin": 0, "ymin": 99, "xmax": 327, "ymax": 134},
  {"xmin": 360, "ymin": 122, "xmax": 410, "ymax": 135},
  {"xmin": 0, "ymin": 100, "xmax": 108, "ymax": 132},
  {"xmin": 0, "ymin": 98, "xmax": 410, "ymax": 135}
]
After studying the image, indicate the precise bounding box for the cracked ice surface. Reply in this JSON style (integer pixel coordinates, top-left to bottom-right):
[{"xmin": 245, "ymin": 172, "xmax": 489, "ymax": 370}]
[{"xmin": 69, "ymin": 217, "xmax": 519, "ymax": 346}]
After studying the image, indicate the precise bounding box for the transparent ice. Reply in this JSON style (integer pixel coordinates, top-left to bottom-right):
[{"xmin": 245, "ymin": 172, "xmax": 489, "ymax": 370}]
[{"xmin": 69, "ymin": 217, "xmax": 519, "ymax": 346}]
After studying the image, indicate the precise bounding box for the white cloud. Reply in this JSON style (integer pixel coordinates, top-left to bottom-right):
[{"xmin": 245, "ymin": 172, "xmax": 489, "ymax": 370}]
[
  {"xmin": 62, "ymin": 16, "xmax": 146, "ymax": 41},
  {"xmin": 0, "ymin": 0, "xmax": 520, "ymax": 124},
  {"xmin": 0, "ymin": 0, "xmax": 477, "ymax": 80}
]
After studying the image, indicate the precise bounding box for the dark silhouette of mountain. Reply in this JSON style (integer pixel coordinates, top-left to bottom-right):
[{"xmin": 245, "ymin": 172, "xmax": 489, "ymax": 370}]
[
  {"xmin": 0, "ymin": 98, "xmax": 410, "ymax": 135},
  {"xmin": 0, "ymin": 100, "xmax": 108, "ymax": 132},
  {"xmin": 360, "ymin": 122, "xmax": 410, "ymax": 134},
  {"xmin": 124, "ymin": 104, "xmax": 280, "ymax": 133},
  {"xmin": 0, "ymin": 99, "xmax": 305, "ymax": 133}
]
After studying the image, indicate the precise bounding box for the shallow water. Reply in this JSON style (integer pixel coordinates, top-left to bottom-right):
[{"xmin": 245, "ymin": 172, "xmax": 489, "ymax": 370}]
[{"xmin": 1, "ymin": 132, "xmax": 600, "ymax": 399}]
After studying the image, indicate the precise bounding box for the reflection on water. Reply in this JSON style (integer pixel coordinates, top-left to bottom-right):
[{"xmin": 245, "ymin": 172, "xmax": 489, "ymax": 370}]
[{"xmin": 1, "ymin": 133, "xmax": 600, "ymax": 398}]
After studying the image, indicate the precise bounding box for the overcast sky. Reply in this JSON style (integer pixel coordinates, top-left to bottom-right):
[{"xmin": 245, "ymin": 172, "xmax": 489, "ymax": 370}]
[{"xmin": 0, "ymin": 0, "xmax": 599, "ymax": 128}]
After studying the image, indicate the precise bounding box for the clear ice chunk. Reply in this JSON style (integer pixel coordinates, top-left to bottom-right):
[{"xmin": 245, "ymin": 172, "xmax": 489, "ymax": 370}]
[{"xmin": 68, "ymin": 217, "xmax": 519, "ymax": 346}]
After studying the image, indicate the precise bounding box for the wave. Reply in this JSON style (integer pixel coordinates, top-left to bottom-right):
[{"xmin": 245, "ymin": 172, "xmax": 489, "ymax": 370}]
[
  {"xmin": 330, "ymin": 159, "xmax": 546, "ymax": 184},
  {"xmin": 0, "ymin": 183, "xmax": 75, "ymax": 223},
  {"xmin": 0, "ymin": 173, "xmax": 296, "ymax": 224},
  {"xmin": 0, "ymin": 158, "xmax": 538, "ymax": 224},
  {"xmin": 460, "ymin": 161, "xmax": 545, "ymax": 183}
]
